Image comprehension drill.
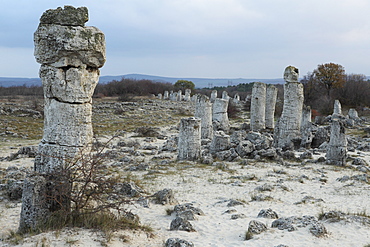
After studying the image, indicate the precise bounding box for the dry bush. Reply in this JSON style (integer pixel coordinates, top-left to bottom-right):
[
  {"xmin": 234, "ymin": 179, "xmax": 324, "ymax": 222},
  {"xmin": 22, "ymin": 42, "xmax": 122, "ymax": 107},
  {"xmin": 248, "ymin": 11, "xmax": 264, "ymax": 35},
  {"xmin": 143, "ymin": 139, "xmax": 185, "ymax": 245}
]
[{"xmin": 32, "ymin": 138, "xmax": 151, "ymax": 234}]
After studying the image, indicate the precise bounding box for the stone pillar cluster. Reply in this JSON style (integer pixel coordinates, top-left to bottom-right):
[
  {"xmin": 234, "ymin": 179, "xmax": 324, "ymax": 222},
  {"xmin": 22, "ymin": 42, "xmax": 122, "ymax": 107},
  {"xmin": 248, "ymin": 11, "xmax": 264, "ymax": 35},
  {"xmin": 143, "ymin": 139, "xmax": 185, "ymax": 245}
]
[
  {"xmin": 19, "ymin": 6, "xmax": 105, "ymax": 232},
  {"xmin": 250, "ymin": 82, "xmax": 277, "ymax": 131}
]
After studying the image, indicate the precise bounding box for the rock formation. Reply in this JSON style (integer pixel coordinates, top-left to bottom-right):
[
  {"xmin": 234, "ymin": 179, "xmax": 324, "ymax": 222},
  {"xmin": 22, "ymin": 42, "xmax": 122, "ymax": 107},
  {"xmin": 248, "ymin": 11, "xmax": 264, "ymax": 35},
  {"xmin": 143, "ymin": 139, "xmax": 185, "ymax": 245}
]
[
  {"xmin": 212, "ymin": 98, "xmax": 230, "ymax": 133},
  {"xmin": 300, "ymin": 105, "xmax": 313, "ymax": 148},
  {"xmin": 177, "ymin": 117, "xmax": 201, "ymax": 161},
  {"xmin": 163, "ymin": 91, "xmax": 169, "ymax": 100},
  {"xmin": 195, "ymin": 94, "xmax": 213, "ymax": 139},
  {"xmin": 19, "ymin": 6, "xmax": 105, "ymax": 232},
  {"xmin": 274, "ymin": 66, "xmax": 304, "ymax": 150},
  {"xmin": 222, "ymin": 91, "xmax": 229, "ymax": 100},
  {"xmin": 210, "ymin": 90, "xmax": 217, "ymax": 102},
  {"xmin": 184, "ymin": 89, "xmax": 191, "ymax": 101},
  {"xmin": 250, "ymin": 82, "xmax": 266, "ymax": 131},
  {"xmin": 210, "ymin": 131, "xmax": 230, "ymax": 154},
  {"xmin": 326, "ymin": 120, "xmax": 347, "ymax": 166},
  {"xmin": 265, "ymin": 84, "xmax": 278, "ymax": 129}
]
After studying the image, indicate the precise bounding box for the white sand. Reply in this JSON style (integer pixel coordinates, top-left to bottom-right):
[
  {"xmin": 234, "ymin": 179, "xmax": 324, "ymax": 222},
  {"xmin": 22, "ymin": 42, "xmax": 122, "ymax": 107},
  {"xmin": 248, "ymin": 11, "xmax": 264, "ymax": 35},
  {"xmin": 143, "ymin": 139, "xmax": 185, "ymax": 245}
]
[{"xmin": 1, "ymin": 136, "xmax": 370, "ymax": 246}]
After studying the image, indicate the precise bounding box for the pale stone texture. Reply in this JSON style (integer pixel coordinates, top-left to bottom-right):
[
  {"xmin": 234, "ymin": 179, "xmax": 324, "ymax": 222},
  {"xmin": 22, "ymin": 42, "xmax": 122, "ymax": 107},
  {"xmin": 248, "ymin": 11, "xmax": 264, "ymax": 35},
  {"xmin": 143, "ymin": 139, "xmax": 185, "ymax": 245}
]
[
  {"xmin": 157, "ymin": 93, "xmax": 163, "ymax": 99},
  {"xmin": 348, "ymin": 108, "xmax": 359, "ymax": 120},
  {"xmin": 250, "ymin": 82, "xmax": 266, "ymax": 131},
  {"xmin": 212, "ymin": 98, "xmax": 230, "ymax": 133},
  {"xmin": 333, "ymin": 100, "xmax": 342, "ymax": 116},
  {"xmin": 300, "ymin": 105, "xmax": 313, "ymax": 148},
  {"xmin": 34, "ymin": 25, "xmax": 105, "ymax": 68},
  {"xmin": 19, "ymin": 175, "xmax": 48, "ymax": 232},
  {"xmin": 195, "ymin": 94, "xmax": 213, "ymax": 139},
  {"xmin": 178, "ymin": 117, "xmax": 201, "ymax": 160},
  {"xmin": 19, "ymin": 5, "xmax": 105, "ymax": 233},
  {"xmin": 234, "ymin": 93, "xmax": 240, "ymax": 101},
  {"xmin": 326, "ymin": 120, "xmax": 347, "ymax": 166},
  {"xmin": 184, "ymin": 89, "xmax": 191, "ymax": 101},
  {"xmin": 222, "ymin": 91, "xmax": 229, "ymax": 100},
  {"xmin": 40, "ymin": 65, "xmax": 99, "ymax": 103},
  {"xmin": 265, "ymin": 84, "xmax": 278, "ymax": 129},
  {"xmin": 177, "ymin": 90, "xmax": 182, "ymax": 101},
  {"xmin": 210, "ymin": 90, "xmax": 217, "ymax": 102},
  {"xmin": 210, "ymin": 131, "xmax": 230, "ymax": 154},
  {"xmin": 274, "ymin": 66, "xmax": 304, "ymax": 150},
  {"xmin": 163, "ymin": 91, "xmax": 169, "ymax": 100}
]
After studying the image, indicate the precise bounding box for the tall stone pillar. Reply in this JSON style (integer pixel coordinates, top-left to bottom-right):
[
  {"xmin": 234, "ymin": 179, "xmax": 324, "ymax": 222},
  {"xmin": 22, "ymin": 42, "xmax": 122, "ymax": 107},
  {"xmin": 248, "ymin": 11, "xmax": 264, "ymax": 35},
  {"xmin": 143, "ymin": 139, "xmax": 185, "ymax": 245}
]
[
  {"xmin": 163, "ymin": 91, "xmax": 169, "ymax": 100},
  {"xmin": 184, "ymin": 89, "xmax": 191, "ymax": 101},
  {"xmin": 177, "ymin": 90, "xmax": 182, "ymax": 101},
  {"xmin": 195, "ymin": 94, "xmax": 213, "ymax": 139},
  {"xmin": 326, "ymin": 120, "xmax": 347, "ymax": 166},
  {"xmin": 333, "ymin": 100, "xmax": 342, "ymax": 116},
  {"xmin": 222, "ymin": 91, "xmax": 229, "ymax": 100},
  {"xmin": 212, "ymin": 98, "xmax": 230, "ymax": 133},
  {"xmin": 274, "ymin": 66, "xmax": 304, "ymax": 150},
  {"xmin": 265, "ymin": 84, "xmax": 278, "ymax": 129},
  {"xmin": 210, "ymin": 90, "xmax": 218, "ymax": 102},
  {"xmin": 177, "ymin": 117, "xmax": 201, "ymax": 160},
  {"xmin": 19, "ymin": 6, "xmax": 105, "ymax": 232},
  {"xmin": 250, "ymin": 82, "xmax": 266, "ymax": 131},
  {"xmin": 300, "ymin": 105, "xmax": 313, "ymax": 148}
]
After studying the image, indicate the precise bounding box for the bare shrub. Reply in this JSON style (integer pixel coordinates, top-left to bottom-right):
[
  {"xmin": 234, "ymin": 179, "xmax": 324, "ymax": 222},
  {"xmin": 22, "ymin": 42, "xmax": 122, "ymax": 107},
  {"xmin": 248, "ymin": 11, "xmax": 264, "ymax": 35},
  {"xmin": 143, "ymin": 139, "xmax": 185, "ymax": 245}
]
[{"xmin": 31, "ymin": 138, "xmax": 151, "ymax": 234}]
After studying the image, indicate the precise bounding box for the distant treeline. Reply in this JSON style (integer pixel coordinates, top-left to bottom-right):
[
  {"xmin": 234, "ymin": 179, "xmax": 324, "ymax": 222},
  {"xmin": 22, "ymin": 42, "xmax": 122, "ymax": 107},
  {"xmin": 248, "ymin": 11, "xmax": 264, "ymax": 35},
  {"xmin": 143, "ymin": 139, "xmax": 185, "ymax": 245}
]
[
  {"xmin": 0, "ymin": 85, "xmax": 43, "ymax": 96},
  {"xmin": 2, "ymin": 75, "xmax": 370, "ymax": 115}
]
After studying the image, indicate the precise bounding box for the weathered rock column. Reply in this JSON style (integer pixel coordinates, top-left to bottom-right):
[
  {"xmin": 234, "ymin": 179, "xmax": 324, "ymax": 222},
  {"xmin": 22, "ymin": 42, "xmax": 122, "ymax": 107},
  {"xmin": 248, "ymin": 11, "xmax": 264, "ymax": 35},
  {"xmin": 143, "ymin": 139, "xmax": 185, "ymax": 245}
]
[
  {"xmin": 326, "ymin": 120, "xmax": 347, "ymax": 166},
  {"xmin": 210, "ymin": 90, "xmax": 217, "ymax": 102},
  {"xmin": 265, "ymin": 84, "xmax": 278, "ymax": 129},
  {"xmin": 195, "ymin": 94, "xmax": 213, "ymax": 139},
  {"xmin": 250, "ymin": 82, "xmax": 266, "ymax": 131},
  {"xmin": 177, "ymin": 117, "xmax": 201, "ymax": 160},
  {"xmin": 164, "ymin": 91, "xmax": 169, "ymax": 100},
  {"xmin": 274, "ymin": 66, "xmax": 304, "ymax": 150},
  {"xmin": 19, "ymin": 6, "xmax": 105, "ymax": 232},
  {"xmin": 222, "ymin": 91, "xmax": 229, "ymax": 100},
  {"xmin": 212, "ymin": 98, "xmax": 230, "ymax": 133},
  {"xmin": 184, "ymin": 89, "xmax": 191, "ymax": 101},
  {"xmin": 333, "ymin": 100, "xmax": 342, "ymax": 116},
  {"xmin": 177, "ymin": 90, "xmax": 182, "ymax": 101},
  {"xmin": 300, "ymin": 105, "xmax": 313, "ymax": 148}
]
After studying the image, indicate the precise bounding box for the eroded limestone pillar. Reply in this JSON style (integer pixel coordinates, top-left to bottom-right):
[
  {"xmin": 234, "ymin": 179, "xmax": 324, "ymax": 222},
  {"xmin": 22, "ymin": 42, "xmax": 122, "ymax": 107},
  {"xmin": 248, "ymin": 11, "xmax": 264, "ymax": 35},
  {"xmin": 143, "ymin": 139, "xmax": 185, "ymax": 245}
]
[
  {"xmin": 300, "ymin": 105, "xmax": 313, "ymax": 148},
  {"xmin": 212, "ymin": 98, "xmax": 229, "ymax": 133},
  {"xmin": 274, "ymin": 66, "xmax": 304, "ymax": 150},
  {"xmin": 164, "ymin": 91, "xmax": 169, "ymax": 100},
  {"xmin": 326, "ymin": 120, "xmax": 347, "ymax": 166},
  {"xmin": 250, "ymin": 82, "xmax": 266, "ymax": 131},
  {"xmin": 333, "ymin": 100, "xmax": 342, "ymax": 116},
  {"xmin": 210, "ymin": 90, "xmax": 217, "ymax": 102},
  {"xmin": 265, "ymin": 84, "xmax": 278, "ymax": 129},
  {"xmin": 19, "ymin": 5, "xmax": 105, "ymax": 232},
  {"xmin": 222, "ymin": 91, "xmax": 229, "ymax": 100},
  {"xmin": 195, "ymin": 94, "xmax": 213, "ymax": 139},
  {"xmin": 177, "ymin": 117, "xmax": 201, "ymax": 160},
  {"xmin": 184, "ymin": 89, "xmax": 191, "ymax": 101}
]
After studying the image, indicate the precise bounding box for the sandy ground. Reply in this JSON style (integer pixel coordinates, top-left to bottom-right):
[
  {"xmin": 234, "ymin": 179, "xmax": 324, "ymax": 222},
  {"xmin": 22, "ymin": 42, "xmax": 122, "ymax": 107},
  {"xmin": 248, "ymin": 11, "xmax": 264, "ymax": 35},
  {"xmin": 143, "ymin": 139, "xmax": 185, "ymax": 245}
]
[{"xmin": 1, "ymin": 133, "xmax": 370, "ymax": 247}]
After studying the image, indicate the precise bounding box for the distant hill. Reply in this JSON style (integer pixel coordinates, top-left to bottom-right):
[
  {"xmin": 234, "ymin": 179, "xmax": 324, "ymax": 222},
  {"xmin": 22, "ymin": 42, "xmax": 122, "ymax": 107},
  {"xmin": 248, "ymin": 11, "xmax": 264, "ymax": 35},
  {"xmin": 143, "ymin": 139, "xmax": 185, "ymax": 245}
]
[{"xmin": 0, "ymin": 74, "xmax": 287, "ymax": 88}]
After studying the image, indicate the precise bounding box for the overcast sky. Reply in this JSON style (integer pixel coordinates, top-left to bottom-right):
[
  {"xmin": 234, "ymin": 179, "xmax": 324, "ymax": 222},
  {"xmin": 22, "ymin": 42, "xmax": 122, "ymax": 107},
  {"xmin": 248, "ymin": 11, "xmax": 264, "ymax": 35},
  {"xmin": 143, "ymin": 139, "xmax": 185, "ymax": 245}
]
[{"xmin": 1, "ymin": 0, "xmax": 370, "ymax": 79}]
